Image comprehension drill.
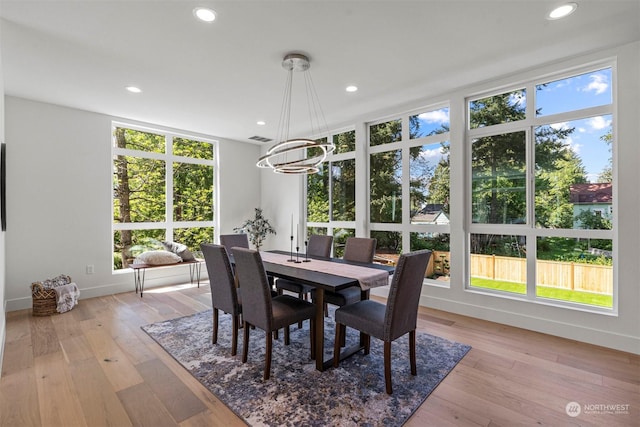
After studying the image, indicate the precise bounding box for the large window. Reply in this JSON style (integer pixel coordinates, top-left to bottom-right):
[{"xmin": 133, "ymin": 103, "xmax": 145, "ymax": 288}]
[
  {"xmin": 369, "ymin": 107, "xmax": 451, "ymax": 282},
  {"xmin": 303, "ymin": 61, "xmax": 616, "ymax": 313},
  {"xmin": 307, "ymin": 129, "xmax": 356, "ymax": 256},
  {"xmin": 112, "ymin": 124, "xmax": 216, "ymax": 270},
  {"xmin": 467, "ymin": 66, "xmax": 615, "ymax": 310}
]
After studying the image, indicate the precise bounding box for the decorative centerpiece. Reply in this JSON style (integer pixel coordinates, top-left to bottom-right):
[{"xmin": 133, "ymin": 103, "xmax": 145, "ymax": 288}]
[{"xmin": 234, "ymin": 208, "xmax": 276, "ymax": 251}]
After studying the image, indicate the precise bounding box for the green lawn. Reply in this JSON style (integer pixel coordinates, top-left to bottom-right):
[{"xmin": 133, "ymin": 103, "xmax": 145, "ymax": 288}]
[{"xmin": 470, "ymin": 277, "xmax": 613, "ymax": 308}]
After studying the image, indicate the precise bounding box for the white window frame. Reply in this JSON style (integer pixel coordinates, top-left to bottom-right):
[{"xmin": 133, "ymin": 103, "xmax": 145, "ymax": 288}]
[
  {"xmin": 305, "ymin": 127, "xmax": 358, "ymax": 245},
  {"xmin": 111, "ymin": 121, "xmax": 218, "ymax": 271},
  {"xmin": 464, "ymin": 61, "xmax": 617, "ymax": 314}
]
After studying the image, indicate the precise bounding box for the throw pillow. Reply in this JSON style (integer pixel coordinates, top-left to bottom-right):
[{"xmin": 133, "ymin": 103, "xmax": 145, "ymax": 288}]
[
  {"xmin": 162, "ymin": 241, "xmax": 196, "ymax": 261},
  {"xmin": 162, "ymin": 240, "xmax": 187, "ymax": 253},
  {"xmin": 134, "ymin": 250, "xmax": 183, "ymax": 265}
]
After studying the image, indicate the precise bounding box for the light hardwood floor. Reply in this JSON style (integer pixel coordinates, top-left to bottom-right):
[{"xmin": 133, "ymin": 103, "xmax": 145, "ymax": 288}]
[{"xmin": 1, "ymin": 282, "xmax": 638, "ymax": 426}]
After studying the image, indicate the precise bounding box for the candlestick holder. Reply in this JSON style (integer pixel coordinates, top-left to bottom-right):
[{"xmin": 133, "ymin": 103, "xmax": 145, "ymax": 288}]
[
  {"xmin": 288, "ymin": 235, "xmax": 295, "ymax": 262},
  {"xmin": 295, "ymin": 246, "xmax": 302, "ymax": 263},
  {"xmin": 303, "ymin": 240, "xmax": 311, "ymax": 262}
]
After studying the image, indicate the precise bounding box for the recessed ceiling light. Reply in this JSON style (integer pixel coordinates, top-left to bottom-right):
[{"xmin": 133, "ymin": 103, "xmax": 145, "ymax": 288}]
[
  {"xmin": 547, "ymin": 3, "xmax": 577, "ymax": 20},
  {"xmin": 346, "ymin": 85, "xmax": 358, "ymax": 93},
  {"xmin": 126, "ymin": 86, "xmax": 142, "ymax": 93},
  {"xmin": 193, "ymin": 7, "xmax": 216, "ymax": 22},
  {"xmin": 257, "ymin": 120, "xmax": 266, "ymax": 126}
]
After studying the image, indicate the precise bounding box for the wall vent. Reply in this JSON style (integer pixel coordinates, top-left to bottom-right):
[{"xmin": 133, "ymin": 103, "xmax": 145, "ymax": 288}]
[{"xmin": 248, "ymin": 135, "xmax": 272, "ymax": 143}]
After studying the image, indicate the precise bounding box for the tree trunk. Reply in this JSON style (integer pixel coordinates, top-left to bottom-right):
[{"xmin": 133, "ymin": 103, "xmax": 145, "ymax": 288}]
[{"xmin": 115, "ymin": 128, "xmax": 133, "ymax": 268}]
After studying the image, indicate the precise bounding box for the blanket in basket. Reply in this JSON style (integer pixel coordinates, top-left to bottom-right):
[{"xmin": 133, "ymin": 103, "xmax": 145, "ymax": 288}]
[
  {"xmin": 55, "ymin": 283, "xmax": 80, "ymax": 313},
  {"xmin": 34, "ymin": 275, "xmax": 80, "ymax": 313}
]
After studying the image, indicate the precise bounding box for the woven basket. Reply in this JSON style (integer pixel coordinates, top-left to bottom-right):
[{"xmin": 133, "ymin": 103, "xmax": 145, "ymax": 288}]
[{"xmin": 31, "ymin": 274, "xmax": 72, "ymax": 317}]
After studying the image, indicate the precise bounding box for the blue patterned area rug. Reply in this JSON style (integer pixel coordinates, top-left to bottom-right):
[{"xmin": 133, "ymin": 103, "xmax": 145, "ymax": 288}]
[{"xmin": 142, "ymin": 309, "xmax": 470, "ymax": 427}]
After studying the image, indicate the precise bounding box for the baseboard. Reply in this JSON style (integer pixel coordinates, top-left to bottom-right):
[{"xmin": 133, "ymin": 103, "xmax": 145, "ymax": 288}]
[
  {"xmin": 0, "ymin": 299, "xmax": 6, "ymax": 377},
  {"xmin": 422, "ymin": 295, "xmax": 640, "ymax": 355},
  {"xmin": 0, "ymin": 325, "xmax": 5, "ymax": 378},
  {"xmin": 5, "ymin": 271, "xmax": 208, "ymax": 312}
]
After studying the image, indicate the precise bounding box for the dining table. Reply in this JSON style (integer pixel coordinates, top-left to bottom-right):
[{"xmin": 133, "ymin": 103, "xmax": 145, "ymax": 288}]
[{"xmin": 259, "ymin": 250, "xmax": 395, "ymax": 371}]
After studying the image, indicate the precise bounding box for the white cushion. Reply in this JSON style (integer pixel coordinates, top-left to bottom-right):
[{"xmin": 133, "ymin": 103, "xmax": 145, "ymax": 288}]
[
  {"xmin": 162, "ymin": 240, "xmax": 196, "ymax": 261},
  {"xmin": 134, "ymin": 250, "xmax": 183, "ymax": 265}
]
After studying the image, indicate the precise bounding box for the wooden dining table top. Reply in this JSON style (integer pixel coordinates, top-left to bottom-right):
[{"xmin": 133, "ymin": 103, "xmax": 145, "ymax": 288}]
[{"xmin": 259, "ymin": 250, "xmax": 395, "ymax": 291}]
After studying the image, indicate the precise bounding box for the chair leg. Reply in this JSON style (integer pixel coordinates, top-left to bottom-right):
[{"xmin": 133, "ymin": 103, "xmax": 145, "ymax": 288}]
[
  {"xmin": 231, "ymin": 314, "xmax": 239, "ymax": 356},
  {"xmin": 212, "ymin": 308, "xmax": 219, "ymax": 344},
  {"xmin": 310, "ymin": 319, "xmax": 316, "ymax": 360},
  {"xmin": 297, "ymin": 292, "xmax": 304, "ymax": 328},
  {"xmin": 324, "ymin": 302, "xmax": 329, "ymax": 317},
  {"xmin": 409, "ymin": 330, "xmax": 417, "ymax": 376},
  {"xmin": 384, "ymin": 341, "xmax": 392, "ymax": 394},
  {"xmin": 333, "ymin": 321, "xmax": 343, "ymax": 368},
  {"xmin": 242, "ymin": 321, "xmax": 250, "ymax": 363},
  {"xmin": 264, "ymin": 331, "xmax": 272, "ymax": 380},
  {"xmin": 363, "ymin": 333, "xmax": 371, "ymax": 355},
  {"xmin": 284, "ymin": 325, "xmax": 290, "ymax": 345},
  {"xmin": 340, "ymin": 324, "xmax": 346, "ymax": 347}
]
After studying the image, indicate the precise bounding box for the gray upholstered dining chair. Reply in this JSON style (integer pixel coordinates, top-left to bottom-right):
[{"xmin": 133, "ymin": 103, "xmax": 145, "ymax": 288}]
[
  {"xmin": 221, "ymin": 232, "xmax": 277, "ymax": 292},
  {"xmin": 332, "ymin": 249, "xmax": 432, "ymax": 394},
  {"xmin": 220, "ymin": 233, "xmax": 249, "ymax": 253},
  {"xmin": 276, "ymin": 234, "xmax": 333, "ymax": 302},
  {"xmin": 314, "ymin": 237, "xmax": 377, "ymax": 315},
  {"xmin": 201, "ymin": 243, "xmax": 242, "ymax": 356},
  {"xmin": 232, "ymin": 247, "xmax": 316, "ymax": 380}
]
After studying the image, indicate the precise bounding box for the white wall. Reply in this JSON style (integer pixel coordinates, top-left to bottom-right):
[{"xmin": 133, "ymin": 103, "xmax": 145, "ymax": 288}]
[
  {"xmin": 266, "ymin": 42, "xmax": 640, "ymax": 355},
  {"xmin": 259, "ymin": 159, "xmax": 306, "ymax": 252},
  {"xmin": 4, "ymin": 98, "xmax": 260, "ymax": 310}
]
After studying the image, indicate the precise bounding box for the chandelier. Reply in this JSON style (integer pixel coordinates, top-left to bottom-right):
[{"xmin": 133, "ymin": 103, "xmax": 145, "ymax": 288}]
[{"xmin": 257, "ymin": 53, "xmax": 335, "ymax": 174}]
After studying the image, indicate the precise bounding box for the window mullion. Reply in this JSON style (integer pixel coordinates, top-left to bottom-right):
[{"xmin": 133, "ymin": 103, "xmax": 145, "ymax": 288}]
[{"xmin": 166, "ymin": 136, "xmax": 174, "ymax": 241}]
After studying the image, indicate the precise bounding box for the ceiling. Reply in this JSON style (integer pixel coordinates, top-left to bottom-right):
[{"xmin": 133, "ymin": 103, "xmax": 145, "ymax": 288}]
[{"xmin": 1, "ymin": 0, "xmax": 639, "ymax": 145}]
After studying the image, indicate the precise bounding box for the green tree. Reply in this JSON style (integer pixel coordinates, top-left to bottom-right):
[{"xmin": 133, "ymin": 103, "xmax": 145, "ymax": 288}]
[
  {"xmin": 370, "ymin": 119, "xmax": 403, "ymax": 223},
  {"xmin": 426, "ymin": 141, "xmax": 451, "ymax": 214},
  {"xmin": 597, "ymin": 128, "xmax": 613, "ymax": 183},
  {"xmin": 469, "ymin": 90, "xmax": 586, "ymax": 251},
  {"xmin": 307, "ymin": 163, "xmax": 329, "ymax": 222},
  {"xmin": 535, "ymin": 148, "xmax": 587, "ymax": 228},
  {"xmin": 113, "ymin": 128, "xmax": 166, "ymax": 268},
  {"xmin": 470, "ymin": 91, "xmax": 528, "ymax": 224},
  {"xmin": 331, "ymin": 160, "xmax": 356, "ymax": 221}
]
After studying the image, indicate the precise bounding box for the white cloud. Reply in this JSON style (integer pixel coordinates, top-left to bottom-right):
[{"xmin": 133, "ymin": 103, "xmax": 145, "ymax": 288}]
[
  {"xmin": 582, "ymin": 73, "xmax": 609, "ymax": 95},
  {"xmin": 418, "ymin": 109, "xmax": 449, "ymax": 124},
  {"xmin": 586, "ymin": 116, "xmax": 611, "ymax": 130},
  {"xmin": 568, "ymin": 139, "xmax": 582, "ymax": 154},
  {"xmin": 419, "ymin": 147, "xmax": 442, "ymax": 159},
  {"xmin": 550, "ymin": 122, "xmax": 569, "ymax": 131},
  {"xmin": 508, "ymin": 92, "xmax": 526, "ymax": 107}
]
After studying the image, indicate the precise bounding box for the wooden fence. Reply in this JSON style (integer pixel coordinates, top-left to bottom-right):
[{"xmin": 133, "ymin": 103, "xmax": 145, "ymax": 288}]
[
  {"xmin": 471, "ymin": 254, "xmax": 613, "ymax": 295},
  {"xmin": 377, "ymin": 251, "xmax": 612, "ymax": 295}
]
